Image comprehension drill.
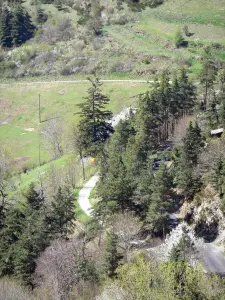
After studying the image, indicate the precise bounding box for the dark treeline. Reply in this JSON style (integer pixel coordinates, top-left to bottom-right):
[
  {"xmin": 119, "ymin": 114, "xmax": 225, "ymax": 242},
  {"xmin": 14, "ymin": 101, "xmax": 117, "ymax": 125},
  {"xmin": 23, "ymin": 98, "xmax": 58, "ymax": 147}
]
[
  {"xmin": 0, "ymin": 183, "xmax": 75, "ymax": 285},
  {"xmin": 0, "ymin": 4, "xmax": 35, "ymax": 47}
]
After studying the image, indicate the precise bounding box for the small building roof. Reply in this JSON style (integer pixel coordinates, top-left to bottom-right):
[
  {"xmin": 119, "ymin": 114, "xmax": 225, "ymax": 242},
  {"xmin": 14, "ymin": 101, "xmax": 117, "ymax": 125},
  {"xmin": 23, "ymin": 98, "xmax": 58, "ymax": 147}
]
[{"xmin": 211, "ymin": 128, "xmax": 224, "ymax": 135}]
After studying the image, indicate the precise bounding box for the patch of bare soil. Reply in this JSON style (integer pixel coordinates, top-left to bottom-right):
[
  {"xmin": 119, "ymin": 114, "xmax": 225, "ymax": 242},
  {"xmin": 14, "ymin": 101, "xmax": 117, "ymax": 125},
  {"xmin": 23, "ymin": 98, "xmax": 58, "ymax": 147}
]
[
  {"xmin": 0, "ymin": 115, "xmax": 13, "ymax": 125},
  {"xmin": 14, "ymin": 156, "xmax": 30, "ymax": 169},
  {"xmin": 13, "ymin": 105, "xmax": 30, "ymax": 115},
  {"xmin": 0, "ymin": 99, "xmax": 9, "ymax": 110}
]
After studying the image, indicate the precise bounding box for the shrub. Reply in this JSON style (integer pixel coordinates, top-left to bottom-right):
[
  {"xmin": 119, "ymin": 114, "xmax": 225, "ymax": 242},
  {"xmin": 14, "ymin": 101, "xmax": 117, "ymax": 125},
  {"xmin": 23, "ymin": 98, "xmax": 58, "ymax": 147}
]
[
  {"xmin": 174, "ymin": 29, "xmax": 184, "ymax": 48},
  {"xmin": 183, "ymin": 24, "xmax": 191, "ymax": 37}
]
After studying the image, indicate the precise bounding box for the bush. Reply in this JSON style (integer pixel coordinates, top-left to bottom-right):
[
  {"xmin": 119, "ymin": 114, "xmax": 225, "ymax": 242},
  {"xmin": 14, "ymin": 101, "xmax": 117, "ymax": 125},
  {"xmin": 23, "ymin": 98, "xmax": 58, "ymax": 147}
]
[
  {"xmin": 40, "ymin": 18, "xmax": 74, "ymax": 45},
  {"xmin": 183, "ymin": 24, "xmax": 191, "ymax": 37},
  {"xmin": 174, "ymin": 29, "xmax": 184, "ymax": 48}
]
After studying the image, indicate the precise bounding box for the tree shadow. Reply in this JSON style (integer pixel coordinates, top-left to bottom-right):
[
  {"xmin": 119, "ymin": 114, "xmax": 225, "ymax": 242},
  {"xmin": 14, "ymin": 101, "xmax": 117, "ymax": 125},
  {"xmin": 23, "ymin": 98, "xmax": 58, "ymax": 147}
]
[{"xmin": 195, "ymin": 221, "xmax": 219, "ymax": 242}]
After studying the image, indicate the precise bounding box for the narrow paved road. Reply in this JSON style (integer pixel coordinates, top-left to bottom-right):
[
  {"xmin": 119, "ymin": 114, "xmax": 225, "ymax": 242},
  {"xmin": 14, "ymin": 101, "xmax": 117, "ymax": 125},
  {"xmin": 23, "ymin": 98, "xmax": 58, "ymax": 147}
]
[
  {"xmin": 78, "ymin": 175, "xmax": 99, "ymax": 216},
  {"xmin": 77, "ymin": 108, "xmax": 132, "ymax": 216},
  {"xmin": 202, "ymin": 243, "xmax": 225, "ymax": 275}
]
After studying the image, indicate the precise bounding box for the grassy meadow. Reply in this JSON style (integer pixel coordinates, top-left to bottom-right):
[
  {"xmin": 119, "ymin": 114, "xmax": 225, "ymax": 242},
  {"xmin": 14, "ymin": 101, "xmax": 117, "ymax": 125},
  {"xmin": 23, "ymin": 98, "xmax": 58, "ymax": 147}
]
[{"xmin": 0, "ymin": 81, "xmax": 149, "ymax": 168}]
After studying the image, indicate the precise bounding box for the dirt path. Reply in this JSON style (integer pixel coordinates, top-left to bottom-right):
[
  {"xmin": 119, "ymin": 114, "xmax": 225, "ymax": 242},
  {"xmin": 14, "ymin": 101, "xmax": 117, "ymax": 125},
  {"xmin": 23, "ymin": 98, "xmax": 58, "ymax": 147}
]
[{"xmin": 0, "ymin": 79, "xmax": 151, "ymax": 86}]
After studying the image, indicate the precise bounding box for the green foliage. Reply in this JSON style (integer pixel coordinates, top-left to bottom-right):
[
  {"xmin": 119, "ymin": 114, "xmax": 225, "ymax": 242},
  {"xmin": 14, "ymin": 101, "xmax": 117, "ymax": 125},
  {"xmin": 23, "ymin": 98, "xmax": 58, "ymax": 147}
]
[
  {"xmin": 0, "ymin": 184, "xmax": 50, "ymax": 285},
  {"xmin": 169, "ymin": 226, "xmax": 197, "ymax": 262},
  {"xmin": 24, "ymin": 183, "xmax": 44, "ymax": 210},
  {"xmin": 110, "ymin": 255, "xmax": 225, "ymax": 300},
  {"xmin": 35, "ymin": 7, "xmax": 48, "ymax": 24},
  {"xmin": 174, "ymin": 28, "xmax": 184, "ymax": 48},
  {"xmin": 77, "ymin": 78, "xmax": 114, "ymax": 156},
  {"xmin": 48, "ymin": 186, "xmax": 76, "ymax": 238},
  {"xmin": 183, "ymin": 24, "xmax": 191, "ymax": 37},
  {"xmin": 0, "ymin": 7, "xmax": 13, "ymax": 47},
  {"xmin": 146, "ymin": 163, "xmax": 173, "ymax": 236},
  {"xmin": 0, "ymin": 4, "xmax": 35, "ymax": 48},
  {"xmin": 96, "ymin": 70, "xmax": 197, "ymax": 224},
  {"xmin": 200, "ymin": 59, "xmax": 217, "ymax": 110},
  {"xmin": 172, "ymin": 122, "xmax": 203, "ymax": 199},
  {"xmin": 218, "ymin": 92, "xmax": 225, "ymax": 125},
  {"xmin": 104, "ymin": 231, "xmax": 120, "ymax": 277},
  {"xmin": 183, "ymin": 121, "xmax": 203, "ymax": 167}
]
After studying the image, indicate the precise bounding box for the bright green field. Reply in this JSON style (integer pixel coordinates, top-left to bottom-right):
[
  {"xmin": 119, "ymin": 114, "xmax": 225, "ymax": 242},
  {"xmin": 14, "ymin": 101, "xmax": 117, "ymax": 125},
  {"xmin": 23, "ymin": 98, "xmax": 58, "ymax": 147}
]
[
  {"xmin": 0, "ymin": 81, "xmax": 148, "ymax": 168},
  {"xmin": 104, "ymin": 0, "xmax": 225, "ymax": 76}
]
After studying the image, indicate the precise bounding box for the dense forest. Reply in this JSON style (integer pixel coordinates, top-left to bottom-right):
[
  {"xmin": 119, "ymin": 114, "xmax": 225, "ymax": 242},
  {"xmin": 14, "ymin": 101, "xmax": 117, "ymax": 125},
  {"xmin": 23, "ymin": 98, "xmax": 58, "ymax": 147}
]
[{"xmin": 1, "ymin": 0, "xmax": 225, "ymax": 299}]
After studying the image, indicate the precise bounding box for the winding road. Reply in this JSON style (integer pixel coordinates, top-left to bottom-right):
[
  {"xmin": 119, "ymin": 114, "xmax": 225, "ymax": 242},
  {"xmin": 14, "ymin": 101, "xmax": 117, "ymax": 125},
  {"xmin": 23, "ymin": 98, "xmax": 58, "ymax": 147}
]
[
  {"xmin": 78, "ymin": 108, "xmax": 132, "ymax": 216},
  {"xmin": 78, "ymin": 175, "xmax": 99, "ymax": 216},
  {"xmin": 77, "ymin": 107, "xmax": 225, "ymax": 276},
  {"xmin": 203, "ymin": 243, "xmax": 225, "ymax": 275}
]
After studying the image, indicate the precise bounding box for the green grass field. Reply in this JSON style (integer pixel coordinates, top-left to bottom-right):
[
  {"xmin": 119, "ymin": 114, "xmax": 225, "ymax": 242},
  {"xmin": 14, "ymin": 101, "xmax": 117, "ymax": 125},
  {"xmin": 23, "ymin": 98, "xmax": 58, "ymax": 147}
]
[
  {"xmin": 104, "ymin": 0, "xmax": 225, "ymax": 76},
  {"xmin": 0, "ymin": 81, "xmax": 149, "ymax": 168}
]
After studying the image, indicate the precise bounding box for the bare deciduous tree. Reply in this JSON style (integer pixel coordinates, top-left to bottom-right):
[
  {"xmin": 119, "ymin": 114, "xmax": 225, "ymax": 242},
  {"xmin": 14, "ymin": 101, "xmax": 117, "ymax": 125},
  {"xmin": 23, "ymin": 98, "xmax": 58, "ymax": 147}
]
[
  {"xmin": 34, "ymin": 238, "xmax": 81, "ymax": 300},
  {"xmin": 67, "ymin": 122, "xmax": 86, "ymax": 180},
  {"xmin": 41, "ymin": 118, "xmax": 64, "ymax": 160},
  {"xmin": 0, "ymin": 278, "xmax": 32, "ymax": 300},
  {"xmin": 111, "ymin": 212, "xmax": 142, "ymax": 261}
]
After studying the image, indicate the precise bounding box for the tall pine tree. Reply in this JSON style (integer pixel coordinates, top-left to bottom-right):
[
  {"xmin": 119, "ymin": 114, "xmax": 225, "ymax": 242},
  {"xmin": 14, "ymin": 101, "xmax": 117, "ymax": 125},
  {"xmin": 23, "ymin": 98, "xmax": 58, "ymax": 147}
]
[
  {"xmin": 77, "ymin": 78, "xmax": 114, "ymax": 155},
  {"xmin": 0, "ymin": 7, "xmax": 13, "ymax": 47}
]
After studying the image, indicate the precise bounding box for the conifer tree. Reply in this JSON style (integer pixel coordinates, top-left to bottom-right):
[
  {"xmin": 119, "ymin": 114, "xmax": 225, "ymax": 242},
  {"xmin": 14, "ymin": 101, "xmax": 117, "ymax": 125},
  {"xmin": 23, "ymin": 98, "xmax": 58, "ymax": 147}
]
[
  {"xmin": 13, "ymin": 210, "xmax": 49, "ymax": 285},
  {"xmin": 0, "ymin": 7, "xmax": 13, "ymax": 47},
  {"xmin": 0, "ymin": 205, "xmax": 25, "ymax": 276},
  {"xmin": 174, "ymin": 28, "xmax": 184, "ymax": 48},
  {"xmin": 49, "ymin": 187, "xmax": 75, "ymax": 238},
  {"xmin": 147, "ymin": 163, "xmax": 172, "ymax": 237},
  {"xmin": 104, "ymin": 231, "xmax": 120, "ymax": 277},
  {"xmin": 206, "ymin": 90, "xmax": 219, "ymax": 127},
  {"xmin": 178, "ymin": 68, "xmax": 196, "ymax": 116},
  {"xmin": 183, "ymin": 121, "xmax": 202, "ymax": 167},
  {"xmin": 134, "ymin": 90, "xmax": 161, "ymax": 159},
  {"xmin": 11, "ymin": 5, "xmax": 35, "ymax": 46},
  {"xmin": 200, "ymin": 59, "xmax": 217, "ymax": 111},
  {"xmin": 25, "ymin": 183, "xmax": 44, "ymax": 210},
  {"xmin": 77, "ymin": 78, "xmax": 114, "ymax": 155}
]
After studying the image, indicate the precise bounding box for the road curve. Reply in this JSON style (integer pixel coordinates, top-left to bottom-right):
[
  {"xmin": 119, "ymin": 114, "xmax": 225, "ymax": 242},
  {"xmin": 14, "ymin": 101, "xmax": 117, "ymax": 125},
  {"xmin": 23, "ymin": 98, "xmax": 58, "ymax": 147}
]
[
  {"xmin": 78, "ymin": 175, "xmax": 99, "ymax": 216},
  {"xmin": 202, "ymin": 243, "xmax": 225, "ymax": 274},
  {"xmin": 77, "ymin": 108, "xmax": 133, "ymax": 216}
]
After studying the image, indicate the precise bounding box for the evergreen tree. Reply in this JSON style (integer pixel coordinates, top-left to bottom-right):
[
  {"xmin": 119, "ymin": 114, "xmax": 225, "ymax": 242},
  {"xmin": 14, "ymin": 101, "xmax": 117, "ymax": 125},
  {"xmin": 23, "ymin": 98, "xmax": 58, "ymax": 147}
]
[
  {"xmin": 178, "ymin": 68, "xmax": 196, "ymax": 116},
  {"xmin": 147, "ymin": 163, "xmax": 173, "ymax": 237},
  {"xmin": 77, "ymin": 78, "xmax": 114, "ymax": 155},
  {"xmin": 24, "ymin": 183, "xmax": 44, "ymax": 210},
  {"xmin": 134, "ymin": 90, "xmax": 161, "ymax": 159},
  {"xmin": 200, "ymin": 59, "xmax": 217, "ymax": 111},
  {"xmin": 217, "ymin": 66, "xmax": 225, "ymax": 93},
  {"xmin": 132, "ymin": 158, "xmax": 154, "ymax": 217},
  {"xmin": 174, "ymin": 28, "xmax": 184, "ymax": 48},
  {"xmin": 11, "ymin": 5, "xmax": 35, "ymax": 46},
  {"xmin": 0, "ymin": 7, "xmax": 13, "ymax": 47},
  {"xmin": 206, "ymin": 90, "xmax": 219, "ymax": 127},
  {"xmin": 183, "ymin": 121, "xmax": 202, "ymax": 167},
  {"xmin": 13, "ymin": 209, "xmax": 49, "ymax": 285},
  {"xmin": 49, "ymin": 187, "xmax": 75, "ymax": 238},
  {"xmin": 104, "ymin": 231, "xmax": 120, "ymax": 277}
]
